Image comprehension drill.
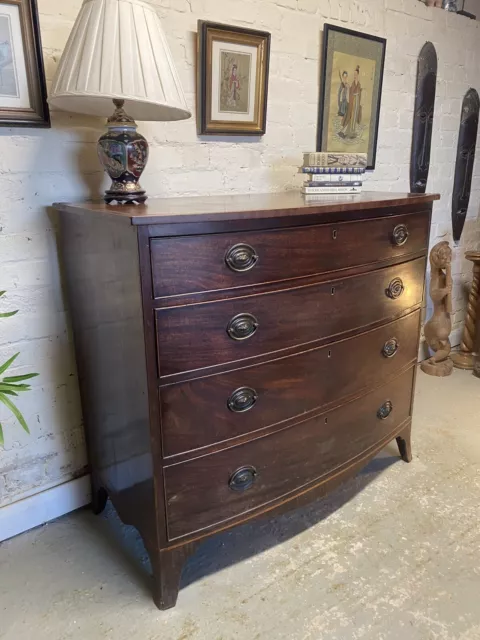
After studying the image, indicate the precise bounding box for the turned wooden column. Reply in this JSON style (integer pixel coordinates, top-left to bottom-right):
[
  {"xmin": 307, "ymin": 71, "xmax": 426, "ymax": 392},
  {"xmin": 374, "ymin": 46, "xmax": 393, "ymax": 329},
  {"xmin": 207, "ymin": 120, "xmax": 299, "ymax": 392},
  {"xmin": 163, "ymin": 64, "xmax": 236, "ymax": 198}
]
[{"xmin": 452, "ymin": 251, "xmax": 480, "ymax": 370}]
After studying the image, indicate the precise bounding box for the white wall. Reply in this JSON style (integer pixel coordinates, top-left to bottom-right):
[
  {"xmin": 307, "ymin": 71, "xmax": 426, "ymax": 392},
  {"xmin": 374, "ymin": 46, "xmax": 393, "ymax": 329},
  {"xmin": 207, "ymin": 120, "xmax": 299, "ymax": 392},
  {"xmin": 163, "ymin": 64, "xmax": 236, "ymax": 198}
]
[{"xmin": 0, "ymin": 0, "xmax": 479, "ymax": 510}]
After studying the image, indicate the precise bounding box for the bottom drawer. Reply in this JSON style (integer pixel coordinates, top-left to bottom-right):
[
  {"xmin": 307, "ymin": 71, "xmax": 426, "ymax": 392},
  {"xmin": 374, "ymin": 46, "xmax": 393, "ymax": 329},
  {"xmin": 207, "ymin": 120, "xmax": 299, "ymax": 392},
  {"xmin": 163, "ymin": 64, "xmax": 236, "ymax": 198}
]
[{"xmin": 165, "ymin": 367, "xmax": 415, "ymax": 540}]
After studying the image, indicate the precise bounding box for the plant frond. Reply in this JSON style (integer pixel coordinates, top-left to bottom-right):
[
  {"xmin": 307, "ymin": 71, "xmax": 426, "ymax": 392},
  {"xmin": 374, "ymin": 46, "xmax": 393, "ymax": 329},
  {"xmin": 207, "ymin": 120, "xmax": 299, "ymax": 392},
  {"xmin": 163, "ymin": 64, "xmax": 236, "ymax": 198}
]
[
  {"xmin": 0, "ymin": 353, "xmax": 19, "ymax": 376},
  {"xmin": 0, "ymin": 394, "xmax": 30, "ymax": 434},
  {"xmin": 3, "ymin": 373, "xmax": 39, "ymax": 383}
]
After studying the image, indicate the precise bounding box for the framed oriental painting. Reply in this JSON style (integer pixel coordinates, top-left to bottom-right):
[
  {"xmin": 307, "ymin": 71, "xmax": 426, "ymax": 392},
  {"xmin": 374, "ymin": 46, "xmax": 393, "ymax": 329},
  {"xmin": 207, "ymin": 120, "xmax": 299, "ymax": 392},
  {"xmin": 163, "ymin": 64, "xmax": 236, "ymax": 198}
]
[
  {"xmin": 0, "ymin": 0, "xmax": 49, "ymax": 127},
  {"xmin": 317, "ymin": 24, "xmax": 386, "ymax": 170},
  {"xmin": 197, "ymin": 21, "xmax": 270, "ymax": 135}
]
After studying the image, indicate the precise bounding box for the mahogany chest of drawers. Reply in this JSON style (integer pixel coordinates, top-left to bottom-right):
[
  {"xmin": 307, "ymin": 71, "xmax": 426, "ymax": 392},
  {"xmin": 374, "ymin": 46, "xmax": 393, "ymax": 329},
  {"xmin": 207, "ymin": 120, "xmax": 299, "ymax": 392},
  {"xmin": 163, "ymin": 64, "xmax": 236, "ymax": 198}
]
[{"xmin": 56, "ymin": 191, "xmax": 439, "ymax": 609}]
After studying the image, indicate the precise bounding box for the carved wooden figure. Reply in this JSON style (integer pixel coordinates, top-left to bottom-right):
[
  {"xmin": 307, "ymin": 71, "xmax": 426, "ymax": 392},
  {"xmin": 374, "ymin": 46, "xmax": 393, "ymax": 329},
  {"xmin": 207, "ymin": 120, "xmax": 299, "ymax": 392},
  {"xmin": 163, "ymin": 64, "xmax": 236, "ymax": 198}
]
[
  {"xmin": 452, "ymin": 251, "xmax": 480, "ymax": 369},
  {"xmin": 421, "ymin": 241, "xmax": 454, "ymax": 377}
]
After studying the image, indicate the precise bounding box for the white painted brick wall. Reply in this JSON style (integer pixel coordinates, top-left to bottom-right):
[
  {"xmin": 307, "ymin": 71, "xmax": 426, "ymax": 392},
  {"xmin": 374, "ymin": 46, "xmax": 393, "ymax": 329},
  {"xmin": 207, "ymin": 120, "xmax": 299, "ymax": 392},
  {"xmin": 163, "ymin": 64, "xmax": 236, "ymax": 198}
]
[{"xmin": 0, "ymin": 0, "xmax": 479, "ymax": 507}]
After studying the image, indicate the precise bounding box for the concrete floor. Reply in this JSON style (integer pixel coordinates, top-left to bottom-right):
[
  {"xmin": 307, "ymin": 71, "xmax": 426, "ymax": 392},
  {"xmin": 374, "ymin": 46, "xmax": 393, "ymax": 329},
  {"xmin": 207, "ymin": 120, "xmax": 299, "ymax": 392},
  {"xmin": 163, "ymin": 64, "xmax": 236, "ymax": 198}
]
[{"xmin": 1, "ymin": 368, "xmax": 480, "ymax": 640}]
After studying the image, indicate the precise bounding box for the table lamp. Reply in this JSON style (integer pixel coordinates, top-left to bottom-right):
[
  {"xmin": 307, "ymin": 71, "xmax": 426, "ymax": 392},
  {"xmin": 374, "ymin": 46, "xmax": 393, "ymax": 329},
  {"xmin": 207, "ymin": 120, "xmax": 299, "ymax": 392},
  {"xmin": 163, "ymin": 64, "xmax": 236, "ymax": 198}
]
[{"xmin": 49, "ymin": 0, "xmax": 191, "ymax": 204}]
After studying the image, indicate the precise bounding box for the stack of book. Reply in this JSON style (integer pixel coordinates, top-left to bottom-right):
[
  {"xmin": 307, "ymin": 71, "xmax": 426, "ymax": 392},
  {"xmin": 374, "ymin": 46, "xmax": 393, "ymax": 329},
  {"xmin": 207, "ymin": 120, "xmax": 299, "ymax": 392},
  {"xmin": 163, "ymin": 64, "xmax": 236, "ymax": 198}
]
[{"xmin": 302, "ymin": 152, "xmax": 367, "ymax": 196}]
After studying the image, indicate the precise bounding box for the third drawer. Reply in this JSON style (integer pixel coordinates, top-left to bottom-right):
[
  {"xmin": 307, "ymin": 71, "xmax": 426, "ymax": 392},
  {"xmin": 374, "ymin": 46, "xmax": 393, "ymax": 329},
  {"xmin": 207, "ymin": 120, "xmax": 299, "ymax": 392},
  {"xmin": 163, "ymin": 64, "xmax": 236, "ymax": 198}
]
[
  {"xmin": 164, "ymin": 366, "xmax": 415, "ymax": 540},
  {"xmin": 160, "ymin": 310, "xmax": 420, "ymax": 457}
]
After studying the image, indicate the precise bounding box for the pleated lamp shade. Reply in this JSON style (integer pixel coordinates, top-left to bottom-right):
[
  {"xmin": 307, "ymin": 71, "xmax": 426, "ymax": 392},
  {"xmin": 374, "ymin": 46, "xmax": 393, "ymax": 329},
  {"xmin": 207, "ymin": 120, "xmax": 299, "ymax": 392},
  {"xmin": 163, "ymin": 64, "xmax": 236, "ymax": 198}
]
[{"xmin": 48, "ymin": 0, "xmax": 191, "ymax": 121}]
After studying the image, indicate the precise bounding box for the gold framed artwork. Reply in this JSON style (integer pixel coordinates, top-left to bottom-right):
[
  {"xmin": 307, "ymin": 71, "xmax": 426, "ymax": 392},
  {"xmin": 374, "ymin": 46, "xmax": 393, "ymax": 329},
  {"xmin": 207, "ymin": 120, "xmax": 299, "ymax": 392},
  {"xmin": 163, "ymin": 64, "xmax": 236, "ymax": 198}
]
[
  {"xmin": 317, "ymin": 24, "xmax": 386, "ymax": 170},
  {"xmin": 0, "ymin": 0, "xmax": 49, "ymax": 127},
  {"xmin": 197, "ymin": 21, "xmax": 270, "ymax": 135}
]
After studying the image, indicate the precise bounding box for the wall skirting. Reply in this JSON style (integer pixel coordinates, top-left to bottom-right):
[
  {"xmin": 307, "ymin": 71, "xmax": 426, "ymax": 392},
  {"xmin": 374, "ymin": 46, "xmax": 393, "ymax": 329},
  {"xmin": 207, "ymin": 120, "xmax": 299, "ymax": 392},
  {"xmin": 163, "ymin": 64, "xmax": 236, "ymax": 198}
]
[{"xmin": 0, "ymin": 475, "xmax": 91, "ymax": 542}]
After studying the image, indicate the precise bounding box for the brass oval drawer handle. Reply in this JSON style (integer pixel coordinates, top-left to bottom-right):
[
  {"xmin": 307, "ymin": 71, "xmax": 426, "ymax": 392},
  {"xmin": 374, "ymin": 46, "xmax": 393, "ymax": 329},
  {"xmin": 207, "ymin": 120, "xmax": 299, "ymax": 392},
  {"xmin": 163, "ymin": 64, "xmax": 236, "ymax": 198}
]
[
  {"xmin": 225, "ymin": 243, "xmax": 259, "ymax": 272},
  {"xmin": 382, "ymin": 338, "xmax": 399, "ymax": 358},
  {"xmin": 377, "ymin": 401, "xmax": 393, "ymax": 420},
  {"xmin": 227, "ymin": 387, "xmax": 258, "ymax": 413},
  {"xmin": 229, "ymin": 466, "xmax": 257, "ymax": 492},
  {"xmin": 386, "ymin": 277, "xmax": 404, "ymax": 299},
  {"xmin": 227, "ymin": 313, "xmax": 259, "ymax": 341},
  {"xmin": 392, "ymin": 224, "xmax": 409, "ymax": 246}
]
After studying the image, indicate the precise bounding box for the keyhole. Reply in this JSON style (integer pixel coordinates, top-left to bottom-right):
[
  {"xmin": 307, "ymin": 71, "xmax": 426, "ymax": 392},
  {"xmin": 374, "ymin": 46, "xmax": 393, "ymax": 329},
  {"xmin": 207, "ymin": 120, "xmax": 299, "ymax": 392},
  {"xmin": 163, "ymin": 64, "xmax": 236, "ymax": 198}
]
[
  {"xmin": 332, "ymin": 229, "xmax": 338, "ymax": 240},
  {"xmin": 328, "ymin": 349, "xmax": 332, "ymax": 358},
  {"xmin": 331, "ymin": 286, "xmax": 336, "ymax": 295},
  {"xmin": 324, "ymin": 417, "xmax": 328, "ymax": 424}
]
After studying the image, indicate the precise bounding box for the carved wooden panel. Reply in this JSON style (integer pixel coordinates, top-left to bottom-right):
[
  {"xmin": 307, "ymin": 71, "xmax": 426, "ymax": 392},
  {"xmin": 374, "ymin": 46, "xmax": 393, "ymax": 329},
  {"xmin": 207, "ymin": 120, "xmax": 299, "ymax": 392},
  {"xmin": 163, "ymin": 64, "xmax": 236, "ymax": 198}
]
[
  {"xmin": 452, "ymin": 88, "xmax": 480, "ymax": 243},
  {"xmin": 410, "ymin": 42, "xmax": 437, "ymax": 194}
]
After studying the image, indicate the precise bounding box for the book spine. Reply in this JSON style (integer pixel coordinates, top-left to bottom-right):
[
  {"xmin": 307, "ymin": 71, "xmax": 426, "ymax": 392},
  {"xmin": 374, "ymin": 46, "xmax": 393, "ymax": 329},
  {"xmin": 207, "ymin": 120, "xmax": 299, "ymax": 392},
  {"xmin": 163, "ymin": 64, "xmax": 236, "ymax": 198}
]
[
  {"xmin": 302, "ymin": 186, "xmax": 362, "ymax": 194},
  {"xmin": 301, "ymin": 167, "xmax": 365, "ymax": 174},
  {"xmin": 303, "ymin": 152, "xmax": 367, "ymax": 168},
  {"xmin": 308, "ymin": 174, "xmax": 363, "ymax": 183},
  {"xmin": 305, "ymin": 180, "xmax": 362, "ymax": 188}
]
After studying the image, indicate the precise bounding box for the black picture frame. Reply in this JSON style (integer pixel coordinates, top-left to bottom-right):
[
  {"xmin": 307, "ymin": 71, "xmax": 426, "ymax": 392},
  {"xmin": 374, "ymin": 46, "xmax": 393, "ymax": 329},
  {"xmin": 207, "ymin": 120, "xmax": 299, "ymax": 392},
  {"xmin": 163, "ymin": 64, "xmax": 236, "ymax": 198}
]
[
  {"xmin": 197, "ymin": 21, "xmax": 270, "ymax": 136},
  {"xmin": 0, "ymin": 0, "xmax": 50, "ymax": 128},
  {"xmin": 316, "ymin": 24, "xmax": 386, "ymax": 170}
]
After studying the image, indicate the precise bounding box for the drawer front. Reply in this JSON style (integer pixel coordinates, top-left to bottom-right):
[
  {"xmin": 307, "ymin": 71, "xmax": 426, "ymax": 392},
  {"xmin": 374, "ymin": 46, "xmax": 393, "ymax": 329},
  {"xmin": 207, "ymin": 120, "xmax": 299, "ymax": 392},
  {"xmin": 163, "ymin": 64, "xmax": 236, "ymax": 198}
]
[
  {"xmin": 160, "ymin": 311, "xmax": 420, "ymax": 457},
  {"xmin": 156, "ymin": 257, "xmax": 426, "ymax": 377},
  {"xmin": 164, "ymin": 367, "xmax": 415, "ymax": 540},
  {"xmin": 151, "ymin": 212, "xmax": 430, "ymax": 298}
]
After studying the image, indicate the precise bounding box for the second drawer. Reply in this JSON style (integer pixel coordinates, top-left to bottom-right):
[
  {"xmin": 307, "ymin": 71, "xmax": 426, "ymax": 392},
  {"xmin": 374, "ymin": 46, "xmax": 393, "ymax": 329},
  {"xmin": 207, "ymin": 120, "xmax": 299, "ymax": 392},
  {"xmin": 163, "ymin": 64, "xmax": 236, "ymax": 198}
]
[
  {"xmin": 156, "ymin": 257, "xmax": 426, "ymax": 377},
  {"xmin": 160, "ymin": 311, "xmax": 420, "ymax": 457}
]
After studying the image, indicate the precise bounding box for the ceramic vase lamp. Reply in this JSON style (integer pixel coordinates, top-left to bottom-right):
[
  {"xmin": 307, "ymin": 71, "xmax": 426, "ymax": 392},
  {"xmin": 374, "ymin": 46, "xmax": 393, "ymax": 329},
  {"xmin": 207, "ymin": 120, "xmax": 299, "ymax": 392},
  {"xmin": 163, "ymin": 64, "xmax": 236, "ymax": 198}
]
[{"xmin": 48, "ymin": 0, "xmax": 191, "ymax": 204}]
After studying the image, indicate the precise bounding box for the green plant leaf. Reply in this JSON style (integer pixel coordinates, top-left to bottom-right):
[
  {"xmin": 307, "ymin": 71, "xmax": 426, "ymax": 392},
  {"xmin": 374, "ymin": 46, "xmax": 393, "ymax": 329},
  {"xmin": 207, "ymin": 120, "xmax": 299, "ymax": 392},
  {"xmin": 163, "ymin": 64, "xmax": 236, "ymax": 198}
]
[
  {"xmin": 0, "ymin": 423, "xmax": 3, "ymax": 447},
  {"xmin": 0, "ymin": 291, "xmax": 5, "ymax": 297},
  {"xmin": 0, "ymin": 383, "xmax": 30, "ymax": 393},
  {"xmin": 0, "ymin": 353, "xmax": 19, "ymax": 376},
  {"xmin": 0, "ymin": 310, "xmax": 18, "ymax": 318},
  {"xmin": 0, "ymin": 393, "xmax": 30, "ymax": 434},
  {"xmin": 0, "ymin": 390, "xmax": 18, "ymax": 396},
  {"xmin": 3, "ymin": 373, "xmax": 38, "ymax": 383}
]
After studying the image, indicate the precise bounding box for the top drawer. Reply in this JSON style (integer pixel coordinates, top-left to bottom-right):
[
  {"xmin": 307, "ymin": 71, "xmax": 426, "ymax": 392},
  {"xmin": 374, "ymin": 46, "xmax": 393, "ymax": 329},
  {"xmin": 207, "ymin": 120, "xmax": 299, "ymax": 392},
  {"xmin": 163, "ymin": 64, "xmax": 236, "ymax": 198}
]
[{"xmin": 150, "ymin": 211, "xmax": 430, "ymax": 298}]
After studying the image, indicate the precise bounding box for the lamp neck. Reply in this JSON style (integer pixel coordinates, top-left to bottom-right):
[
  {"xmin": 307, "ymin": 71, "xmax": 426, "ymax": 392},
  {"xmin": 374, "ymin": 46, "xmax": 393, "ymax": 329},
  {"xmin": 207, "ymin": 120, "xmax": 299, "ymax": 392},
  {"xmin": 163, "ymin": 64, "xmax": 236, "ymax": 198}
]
[{"xmin": 107, "ymin": 99, "xmax": 137, "ymax": 127}]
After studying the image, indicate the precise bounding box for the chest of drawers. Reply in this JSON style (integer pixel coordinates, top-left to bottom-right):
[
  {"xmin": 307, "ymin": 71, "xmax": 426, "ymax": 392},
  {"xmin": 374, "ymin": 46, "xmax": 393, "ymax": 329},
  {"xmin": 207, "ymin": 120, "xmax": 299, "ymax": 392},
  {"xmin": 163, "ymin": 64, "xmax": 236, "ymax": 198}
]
[{"xmin": 56, "ymin": 191, "xmax": 438, "ymax": 609}]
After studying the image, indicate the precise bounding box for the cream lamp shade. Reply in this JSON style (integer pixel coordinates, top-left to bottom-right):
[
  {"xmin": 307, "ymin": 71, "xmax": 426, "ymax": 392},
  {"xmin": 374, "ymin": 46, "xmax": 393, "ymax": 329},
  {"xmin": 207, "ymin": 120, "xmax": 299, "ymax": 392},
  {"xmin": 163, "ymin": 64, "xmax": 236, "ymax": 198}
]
[{"xmin": 48, "ymin": 0, "xmax": 191, "ymax": 121}]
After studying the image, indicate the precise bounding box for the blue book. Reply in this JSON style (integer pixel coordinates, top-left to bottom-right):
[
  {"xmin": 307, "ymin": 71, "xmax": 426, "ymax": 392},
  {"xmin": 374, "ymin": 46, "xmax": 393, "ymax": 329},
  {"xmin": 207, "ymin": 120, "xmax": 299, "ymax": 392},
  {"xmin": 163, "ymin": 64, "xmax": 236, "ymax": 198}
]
[
  {"xmin": 302, "ymin": 167, "xmax": 366, "ymax": 174},
  {"xmin": 305, "ymin": 181, "xmax": 363, "ymax": 188}
]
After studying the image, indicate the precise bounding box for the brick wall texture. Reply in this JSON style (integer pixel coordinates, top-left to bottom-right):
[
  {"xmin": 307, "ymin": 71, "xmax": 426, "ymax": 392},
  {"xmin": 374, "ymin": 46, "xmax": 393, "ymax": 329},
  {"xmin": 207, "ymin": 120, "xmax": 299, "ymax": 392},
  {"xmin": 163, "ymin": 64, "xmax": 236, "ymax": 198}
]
[{"xmin": 0, "ymin": 0, "xmax": 479, "ymax": 506}]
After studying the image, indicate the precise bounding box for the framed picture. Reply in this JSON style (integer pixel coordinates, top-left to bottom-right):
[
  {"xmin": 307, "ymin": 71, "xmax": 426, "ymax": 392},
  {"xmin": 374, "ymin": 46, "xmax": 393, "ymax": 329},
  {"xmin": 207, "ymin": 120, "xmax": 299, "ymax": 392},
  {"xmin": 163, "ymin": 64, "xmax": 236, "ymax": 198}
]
[
  {"xmin": 0, "ymin": 0, "xmax": 49, "ymax": 127},
  {"xmin": 317, "ymin": 24, "xmax": 386, "ymax": 170},
  {"xmin": 197, "ymin": 21, "xmax": 270, "ymax": 135}
]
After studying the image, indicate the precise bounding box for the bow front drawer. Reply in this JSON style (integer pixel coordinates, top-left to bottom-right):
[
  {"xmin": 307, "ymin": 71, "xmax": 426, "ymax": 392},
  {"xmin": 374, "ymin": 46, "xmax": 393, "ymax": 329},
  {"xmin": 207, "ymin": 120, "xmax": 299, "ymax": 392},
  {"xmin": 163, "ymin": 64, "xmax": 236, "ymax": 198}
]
[
  {"xmin": 160, "ymin": 311, "xmax": 420, "ymax": 457},
  {"xmin": 150, "ymin": 211, "xmax": 430, "ymax": 298},
  {"xmin": 164, "ymin": 367, "xmax": 415, "ymax": 540},
  {"xmin": 155, "ymin": 258, "xmax": 426, "ymax": 378}
]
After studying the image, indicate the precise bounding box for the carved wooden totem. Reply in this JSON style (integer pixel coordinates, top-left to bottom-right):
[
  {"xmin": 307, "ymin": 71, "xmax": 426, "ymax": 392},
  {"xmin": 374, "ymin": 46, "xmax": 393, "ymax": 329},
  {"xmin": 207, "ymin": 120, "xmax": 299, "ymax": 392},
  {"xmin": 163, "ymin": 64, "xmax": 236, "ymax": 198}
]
[
  {"xmin": 421, "ymin": 241, "xmax": 454, "ymax": 377},
  {"xmin": 452, "ymin": 89, "xmax": 479, "ymax": 243},
  {"xmin": 410, "ymin": 42, "xmax": 437, "ymax": 193},
  {"xmin": 452, "ymin": 251, "xmax": 480, "ymax": 370}
]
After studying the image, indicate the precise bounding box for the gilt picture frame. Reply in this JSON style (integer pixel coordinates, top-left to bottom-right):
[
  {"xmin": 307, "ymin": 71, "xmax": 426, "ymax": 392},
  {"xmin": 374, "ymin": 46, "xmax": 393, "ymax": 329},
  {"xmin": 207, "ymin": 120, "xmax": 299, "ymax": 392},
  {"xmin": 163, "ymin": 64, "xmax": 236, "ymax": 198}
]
[
  {"xmin": 0, "ymin": 0, "xmax": 49, "ymax": 127},
  {"xmin": 197, "ymin": 21, "xmax": 270, "ymax": 135},
  {"xmin": 317, "ymin": 24, "xmax": 386, "ymax": 170}
]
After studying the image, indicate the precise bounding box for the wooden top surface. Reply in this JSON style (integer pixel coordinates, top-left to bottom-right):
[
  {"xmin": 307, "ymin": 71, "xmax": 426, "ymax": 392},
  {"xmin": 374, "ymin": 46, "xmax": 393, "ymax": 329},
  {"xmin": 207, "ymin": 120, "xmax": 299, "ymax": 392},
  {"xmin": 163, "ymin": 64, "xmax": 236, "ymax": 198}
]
[{"xmin": 55, "ymin": 191, "xmax": 440, "ymax": 225}]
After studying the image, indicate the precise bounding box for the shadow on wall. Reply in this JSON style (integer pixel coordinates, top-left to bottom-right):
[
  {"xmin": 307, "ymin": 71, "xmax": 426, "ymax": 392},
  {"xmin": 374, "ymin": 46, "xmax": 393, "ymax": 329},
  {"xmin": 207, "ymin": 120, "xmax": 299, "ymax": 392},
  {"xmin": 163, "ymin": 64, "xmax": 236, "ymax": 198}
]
[
  {"xmin": 78, "ymin": 446, "xmax": 401, "ymax": 595},
  {"xmin": 0, "ymin": 110, "xmax": 106, "ymax": 202}
]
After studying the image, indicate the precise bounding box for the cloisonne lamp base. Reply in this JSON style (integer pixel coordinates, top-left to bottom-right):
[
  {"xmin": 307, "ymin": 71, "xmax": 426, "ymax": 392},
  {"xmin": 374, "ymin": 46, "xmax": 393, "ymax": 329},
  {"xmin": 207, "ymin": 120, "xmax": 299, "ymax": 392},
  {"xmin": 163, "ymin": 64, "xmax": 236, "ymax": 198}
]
[{"xmin": 97, "ymin": 99, "xmax": 149, "ymax": 204}]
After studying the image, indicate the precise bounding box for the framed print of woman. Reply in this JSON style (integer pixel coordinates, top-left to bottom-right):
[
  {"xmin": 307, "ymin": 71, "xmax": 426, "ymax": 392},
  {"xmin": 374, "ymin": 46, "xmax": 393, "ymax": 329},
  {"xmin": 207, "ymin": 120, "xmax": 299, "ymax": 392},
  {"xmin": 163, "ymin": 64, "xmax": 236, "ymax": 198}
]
[
  {"xmin": 317, "ymin": 24, "xmax": 386, "ymax": 170},
  {"xmin": 339, "ymin": 65, "xmax": 362, "ymax": 139}
]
